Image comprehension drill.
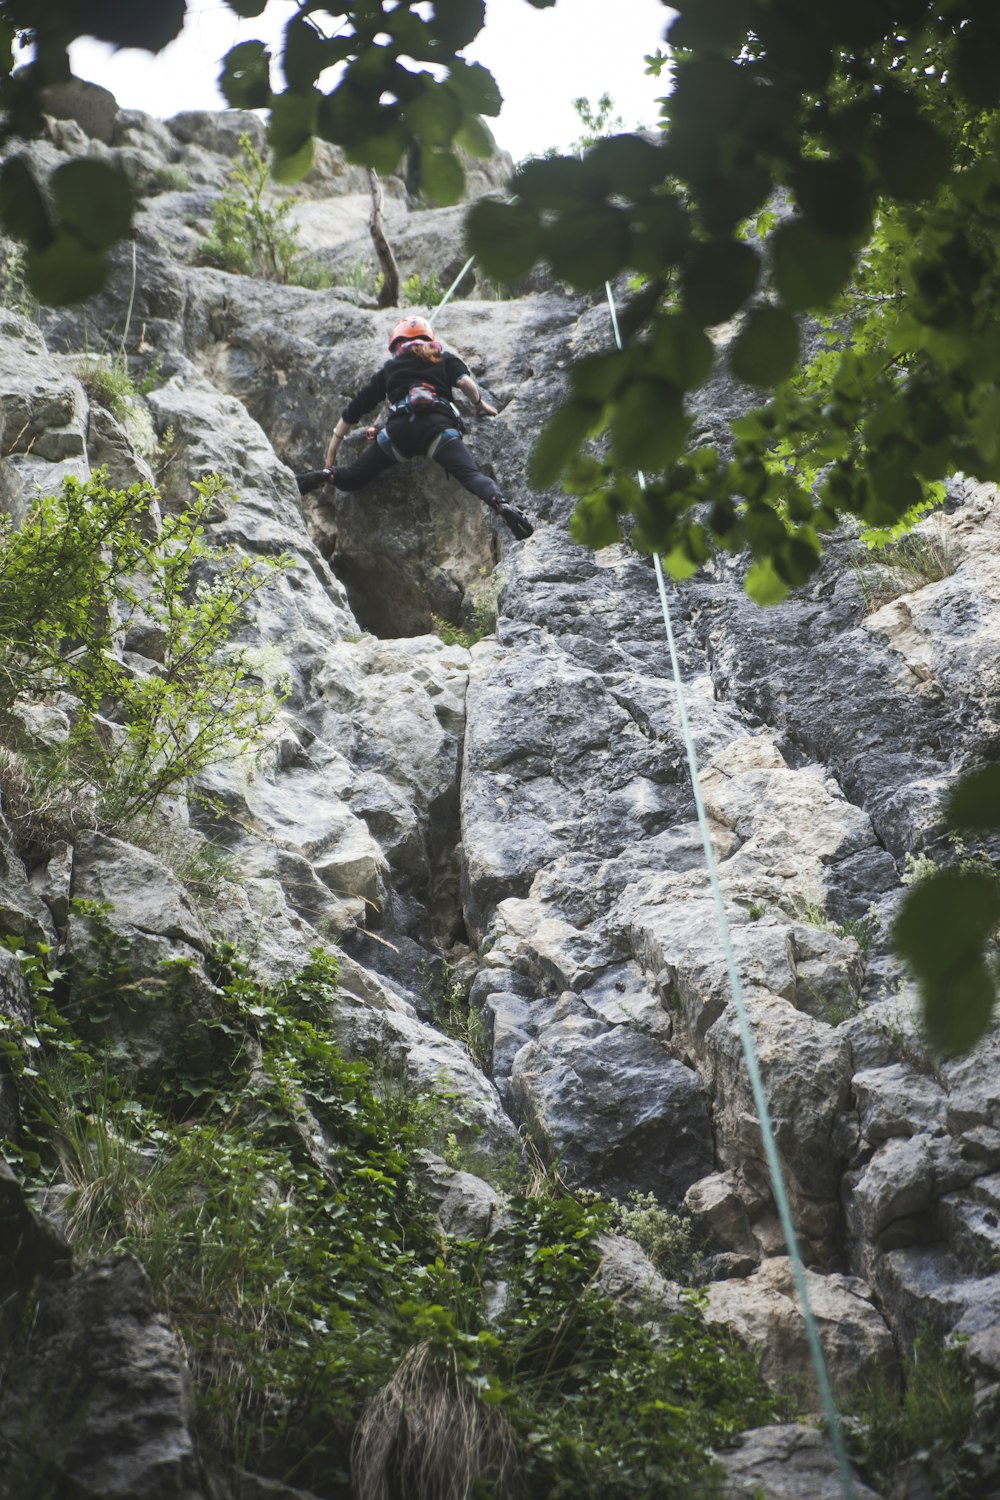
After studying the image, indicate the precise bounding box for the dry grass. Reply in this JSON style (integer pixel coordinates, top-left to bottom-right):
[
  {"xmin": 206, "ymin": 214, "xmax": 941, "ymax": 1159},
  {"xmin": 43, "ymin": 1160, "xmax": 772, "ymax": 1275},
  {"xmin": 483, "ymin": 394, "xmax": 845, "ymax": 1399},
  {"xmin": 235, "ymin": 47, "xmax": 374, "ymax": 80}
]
[
  {"xmin": 352, "ymin": 1341, "xmax": 517, "ymax": 1500},
  {"xmin": 0, "ymin": 745, "xmax": 94, "ymax": 865}
]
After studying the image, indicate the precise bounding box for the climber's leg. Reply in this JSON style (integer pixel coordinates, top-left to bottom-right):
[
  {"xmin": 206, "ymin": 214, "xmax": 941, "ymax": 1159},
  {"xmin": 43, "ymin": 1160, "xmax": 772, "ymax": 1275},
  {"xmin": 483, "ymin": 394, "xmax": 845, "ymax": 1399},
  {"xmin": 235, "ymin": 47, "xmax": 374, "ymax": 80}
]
[
  {"xmin": 331, "ymin": 439, "xmax": 398, "ymax": 492},
  {"xmin": 432, "ymin": 438, "xmax": 534, "ymax": 538}
]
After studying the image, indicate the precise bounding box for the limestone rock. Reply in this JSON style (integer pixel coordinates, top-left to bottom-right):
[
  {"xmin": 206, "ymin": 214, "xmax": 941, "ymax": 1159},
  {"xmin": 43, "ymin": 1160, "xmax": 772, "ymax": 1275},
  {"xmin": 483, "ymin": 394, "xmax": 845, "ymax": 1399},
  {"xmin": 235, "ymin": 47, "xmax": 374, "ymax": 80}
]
[
  {"xmin": 329, "ymin": 992, "xmax": 516, "ymax": 1157},
  {"xmin": 41, "ymin": 76, "xmax": 119, "ymax": 143},
  {"xmin": 593, "ymin": 1231, "xmax": 685, "ymax": 1323},
  {"xmin": 684, "ymin": 1170, "xmax": 759, "ymax": 1257},
  {"xmin": 0, "ymin": 1256, "xmax": 202, "ymax": 1500},
  {"xmin": 704, "ymin": 1257, "xmax": 897, "ymax": 1407},
  {"xmin": 414, "ymin": 1151, "xmax": 504, "ymax": 1240},
  {"xmin": 718, "ymin": 1424, "xmax": 882, "ymax": 1500},
  {"xmin": 509, "ymin": 1018, "xmax": 713, "ymax": 1204}
]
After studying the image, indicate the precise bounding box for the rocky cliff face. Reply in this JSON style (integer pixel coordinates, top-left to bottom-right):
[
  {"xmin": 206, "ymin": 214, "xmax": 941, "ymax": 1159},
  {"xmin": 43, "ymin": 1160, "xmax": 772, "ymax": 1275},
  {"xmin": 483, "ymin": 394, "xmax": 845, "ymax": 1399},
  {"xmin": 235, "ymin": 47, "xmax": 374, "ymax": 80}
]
[{"xmin": 1, "ymin": 86, "xmax": 999, "ymax": 1500}]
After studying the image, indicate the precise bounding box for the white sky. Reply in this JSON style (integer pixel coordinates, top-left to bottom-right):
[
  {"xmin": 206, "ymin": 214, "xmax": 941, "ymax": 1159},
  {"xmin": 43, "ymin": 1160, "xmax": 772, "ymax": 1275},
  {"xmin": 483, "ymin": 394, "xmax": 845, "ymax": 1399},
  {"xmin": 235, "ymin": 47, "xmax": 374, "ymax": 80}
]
[{"xmin": 66, "ymin": 0, "xmax": 673, "ymax": 162}]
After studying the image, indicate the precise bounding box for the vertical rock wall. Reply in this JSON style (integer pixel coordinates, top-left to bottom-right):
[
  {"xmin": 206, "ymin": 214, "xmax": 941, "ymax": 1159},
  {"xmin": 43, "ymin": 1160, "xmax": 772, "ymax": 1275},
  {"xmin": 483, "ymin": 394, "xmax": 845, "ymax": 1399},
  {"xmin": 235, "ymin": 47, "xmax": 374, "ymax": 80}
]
[{"xmin": 1, "ymin": 91, "xmax": 998, "ymax": 1495}]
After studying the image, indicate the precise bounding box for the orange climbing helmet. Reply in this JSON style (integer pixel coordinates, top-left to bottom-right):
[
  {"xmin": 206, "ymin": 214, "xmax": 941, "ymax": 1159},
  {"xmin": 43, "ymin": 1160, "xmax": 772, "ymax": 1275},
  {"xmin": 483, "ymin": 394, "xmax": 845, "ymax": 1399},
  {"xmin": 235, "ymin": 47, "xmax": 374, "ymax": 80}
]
[{"xmin": 388, "ymin": 316, "xmax": 434, "ymax": 352}]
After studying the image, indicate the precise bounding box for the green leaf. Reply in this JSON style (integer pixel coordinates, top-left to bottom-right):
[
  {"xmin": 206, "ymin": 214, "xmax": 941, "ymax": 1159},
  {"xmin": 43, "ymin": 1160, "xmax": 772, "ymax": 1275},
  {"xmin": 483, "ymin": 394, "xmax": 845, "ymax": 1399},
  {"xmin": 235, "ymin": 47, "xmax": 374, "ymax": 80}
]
[
  {"xmin": 427, "ymin": 0, "xmax": 486, "ymax": 50},
  {"xmin": 873, "ymin": 118, "xmax": 950, "ymax": 204},
  {"xmin": 668, "ymin": 0, "xmax": 754, "ymax": 51},
  {"xmin": 218, "ymin": 41, "xmax": 271, "ymax": 110},
  {"xmin": 770, "ymin": 220, "xmax": 856, "ymax": 310},
  {"xmin": 792, "ymin": 157, "xmax": 871, "ymax": 238},
  {"xmin": 894, "ymin": 869, "xmax": 1000, "ymax": 1054},
  {"xmin": 403, "ymin": 85, "xmax": 464, "ymax": 147},
  {"xmin": 50, "ymin": 161, "xmax": 132, "ymax": 251},
  {"xmin": 89, "ymin": 0, "xmax": 186, "ymax": 51},
  {"xmin": 744, "ymin": 558, "xmax": 789, "ymax": 605},
  {"xmin": 529, "ymin": 398, "xmax": 602, "ymax": 487},
  {"xmin": 630, "ymin": 195, "xmax": 691, "ymax": 275},
  {"xmin": 609, "ymin": 381, "xmax": 688, "ymax": 471},
  {"xmin": 646, "ymin": 317, "xmax": 714, "ymax": 390},
  {"xmin": 455, "ymin": 114, "xmax": 494, "ymax": 159},
  {"xmin": 272, "ymin": 139, "xmax": 314, "ymax": 185},
  {"xmin": 923, "ymin": 962, "xmax": 996, "ymax": 1058},
  {"xmin": 282, "ymin": 18, "xmax": 330, "ymax": 91},
  {"xmin": 26, "ymin": 233, "xmax": 106, "ymax": 306},
  {"xmin": 514, "ymin": 155, "xmax": 588, "ymax": 212},
  {"xmin": 946, "ymin": 765, "xmax": 1000, "ymax": 831},
  {"xmin": 542, "ymin": 208, "xmax": 632, "ymax": 288},
  {"xmin": 466, "ymin": 198, "xmax": 540, "ymax": 281},
  {"xmin": 343, "ymin": 123, "xmax": 409, "ymax": 176},
  {"xmin": 661, "ymin": 545, "xmax": 700, "ymax": 580},
  {"xmin": 445, "ymin": 59, "xmax": 502, "ymax": 117},
  {"xmin": 570, "ymin": 351, "xmax": 631, "ymax": 404},
  {"xmin": 268, "ymin": 88, "xmax": 318, "ymax": 165},
  {"xmin": 0, "ymin": 157, "xmax": 51, "ymax": 245},
  {"xmin": 680, "ymin": 239, "xmax": 759, "ymax": 325},
  {"xmin": 419, "ymin": 148, "xmax": 465, "ymax": 206},
  {"xmin": 586, "ymin": 134, "xmax": 667, "ymax": 199},
  {"xmin": 954, "ymin": 26, "xmax": 1000, "ymax": 109},
  {"xmin": 729, "ymin": 305, "xmax": 800, "ymax": 386},
  {"xmin": 569, "ymin": 491, "xmax": 621, "ymax": 550}
]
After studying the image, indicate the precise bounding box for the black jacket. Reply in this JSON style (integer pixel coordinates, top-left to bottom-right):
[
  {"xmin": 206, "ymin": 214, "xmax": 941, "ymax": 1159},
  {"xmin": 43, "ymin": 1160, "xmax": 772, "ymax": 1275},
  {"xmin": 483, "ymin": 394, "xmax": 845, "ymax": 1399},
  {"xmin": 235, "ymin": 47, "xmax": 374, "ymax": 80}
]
[{"xmin": 341, "ymin": 348, "xmax": 471, "ymax": 423}]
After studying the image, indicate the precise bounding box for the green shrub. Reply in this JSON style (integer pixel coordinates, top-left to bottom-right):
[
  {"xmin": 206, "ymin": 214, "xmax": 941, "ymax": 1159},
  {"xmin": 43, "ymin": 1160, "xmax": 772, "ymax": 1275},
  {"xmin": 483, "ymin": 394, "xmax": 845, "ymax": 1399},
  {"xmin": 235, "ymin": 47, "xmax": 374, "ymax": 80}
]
[
  {"xmin": 847, "ymin": 1331, "xmax": 984, "ymax": 1499},
  {"xmin": 0, "ymin": 468, "xmax": 286, "ymax": 825},
  {"xmin": 401, "ymin": 269, "xmax": 442, "ymax": 307},
  {"xmin": 71, "ymin": 353, "xmax": 157, "ymax": 453},
  {"xmin": 1, "ymin": 935, "xmax": 789, "ymax": 1499},
  {"xmin": 153, "ymin": 164, "xmax": 191, "ymax": 192},
  {"xmin": 197, "ymin": 132, "xmax": 302, "ymax": 283}
]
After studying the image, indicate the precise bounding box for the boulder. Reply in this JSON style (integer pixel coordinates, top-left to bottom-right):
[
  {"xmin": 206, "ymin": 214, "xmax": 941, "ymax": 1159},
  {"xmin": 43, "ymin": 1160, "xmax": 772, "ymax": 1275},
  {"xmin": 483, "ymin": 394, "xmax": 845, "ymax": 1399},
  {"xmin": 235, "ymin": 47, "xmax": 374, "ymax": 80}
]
[
  {"xmin": 509, "ymin": 1018, "xmax": 713, "ymax": 1204},
  {"xmin": 41, "ymin": 77, "xmax": 119, "ymax": 143},
  {"xmin": 703, "ymin": 1257, "xmax": 897, "ymax": 1407},
  {"xmin": 718, "ymin": 1424, "xmax": 882, "ymax": 1500},
  {"xmin": 0, "ymin": 1256, "xmax": 202, "ymax": 1500}
]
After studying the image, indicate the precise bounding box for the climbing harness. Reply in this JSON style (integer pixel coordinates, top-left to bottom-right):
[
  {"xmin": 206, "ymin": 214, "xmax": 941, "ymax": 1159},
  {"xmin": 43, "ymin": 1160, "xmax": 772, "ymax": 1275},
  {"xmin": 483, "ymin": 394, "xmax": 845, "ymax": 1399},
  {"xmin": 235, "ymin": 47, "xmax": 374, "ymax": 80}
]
[
  {"xmin": 375, "ymin": 423, "xmax": 463, "ymax": 463},
  {"xmin": 604, "ymin": 284, "xmax": 857, "ymax": 1500}
]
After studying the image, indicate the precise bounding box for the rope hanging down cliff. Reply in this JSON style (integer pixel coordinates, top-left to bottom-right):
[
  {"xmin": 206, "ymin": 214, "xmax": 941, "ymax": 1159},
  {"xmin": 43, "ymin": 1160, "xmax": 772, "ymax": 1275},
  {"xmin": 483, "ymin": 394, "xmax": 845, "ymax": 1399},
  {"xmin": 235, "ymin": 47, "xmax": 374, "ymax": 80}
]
[{"xmin": 603, "ymin": 282, "xmax": 858, "ymax": 1500}]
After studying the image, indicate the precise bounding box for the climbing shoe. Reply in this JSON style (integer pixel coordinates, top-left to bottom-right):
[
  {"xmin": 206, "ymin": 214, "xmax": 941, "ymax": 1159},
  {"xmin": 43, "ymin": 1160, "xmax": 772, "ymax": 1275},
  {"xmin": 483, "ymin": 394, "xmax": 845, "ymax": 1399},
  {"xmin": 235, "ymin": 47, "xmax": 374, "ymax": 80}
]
[
  {"xmin": 296, "ymin": 468, "xmax": 334, "ymax": 496},
  {"xmin": 497, "ymin": 501, "xmax": 534, "ymax": 539}
]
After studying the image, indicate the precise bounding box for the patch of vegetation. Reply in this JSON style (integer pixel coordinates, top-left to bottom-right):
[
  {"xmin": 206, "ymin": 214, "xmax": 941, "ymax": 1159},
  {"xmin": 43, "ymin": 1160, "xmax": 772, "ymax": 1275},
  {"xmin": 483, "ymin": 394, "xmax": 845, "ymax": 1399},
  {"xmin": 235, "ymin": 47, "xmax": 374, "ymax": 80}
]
[
  {"xmin": 0, "ymin": 468, "xmax": 286, "ymax": 830},
  {"xmin": 152, "ymin": 163, "xmax": 191, "ymax": 193},
  {"xmin": 417, "ymin": 959, "xmax": 490, "ymax": 1074},
  {"xmin": 433, "ymin": 568, "xmax": 503, "ymax": 649},
  {"xmin": 850, "ymin": 530, "xmax": 960, "ymax": 615},
  {"xmin": 70, "ymin": 352, "xmax": 157, "ymax": 454},
  {"xmin": 847, "ymin": 1332, "xmax": 985, "ymax": 1500},
  {"xmin": 0, "ymin": 937, "xmax": 787, "ymax": 1498},
  {"xmin": 196, "ymin": 131, "xmax": 325, "ymax": 289},
  {"xmin": 794, "ymin": 897, "xmax": 882, "ymax": 953},
  {"xmin": 401, "ymin": 269, "xmax": 442, "ymax": 307},
  {"xmin": 603, "ymin": 1189, "xmax": 701, "ymax": 1283}
]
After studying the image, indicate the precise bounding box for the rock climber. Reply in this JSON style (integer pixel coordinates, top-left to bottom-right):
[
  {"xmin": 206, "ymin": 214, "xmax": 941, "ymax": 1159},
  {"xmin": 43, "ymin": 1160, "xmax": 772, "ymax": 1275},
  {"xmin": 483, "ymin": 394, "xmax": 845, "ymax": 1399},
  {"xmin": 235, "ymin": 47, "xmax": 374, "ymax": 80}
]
[{"xmin": 298, "ymin": 316, "xmax": 533, "ymax": 540}]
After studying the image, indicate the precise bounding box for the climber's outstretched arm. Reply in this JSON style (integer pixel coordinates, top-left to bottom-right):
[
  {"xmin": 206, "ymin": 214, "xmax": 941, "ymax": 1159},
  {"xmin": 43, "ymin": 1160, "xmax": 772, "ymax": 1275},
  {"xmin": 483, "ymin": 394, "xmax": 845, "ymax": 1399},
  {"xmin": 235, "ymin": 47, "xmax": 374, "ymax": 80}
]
[
  {"xmin": 325, "ymin": 417, "xmax": 350, "ymax": 470},
  {"xmin": 456, "ymin": 374, "xmax": 497, "ymax": 418}
]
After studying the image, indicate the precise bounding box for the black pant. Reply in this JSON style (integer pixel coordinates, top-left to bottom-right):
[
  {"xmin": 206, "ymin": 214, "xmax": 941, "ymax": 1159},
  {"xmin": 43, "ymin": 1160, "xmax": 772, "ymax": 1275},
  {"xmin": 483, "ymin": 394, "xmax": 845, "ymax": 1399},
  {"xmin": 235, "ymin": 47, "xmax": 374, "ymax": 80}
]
[{"xmin": 333, "ymin": 415, "xmax": 504, "ymax": 508}]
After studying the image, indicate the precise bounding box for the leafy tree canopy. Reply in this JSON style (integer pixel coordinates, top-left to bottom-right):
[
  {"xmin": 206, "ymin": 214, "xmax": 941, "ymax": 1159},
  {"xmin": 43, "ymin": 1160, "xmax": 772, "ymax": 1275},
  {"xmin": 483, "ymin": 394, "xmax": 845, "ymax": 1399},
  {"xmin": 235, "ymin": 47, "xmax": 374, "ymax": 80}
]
[
  {"xmin": 0, "ymin": 0, "xmax": 555, "ymax": 302},
  {"xmin": 469, "ymin": 0, "xmax": 1000, "ymax": 605}
]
